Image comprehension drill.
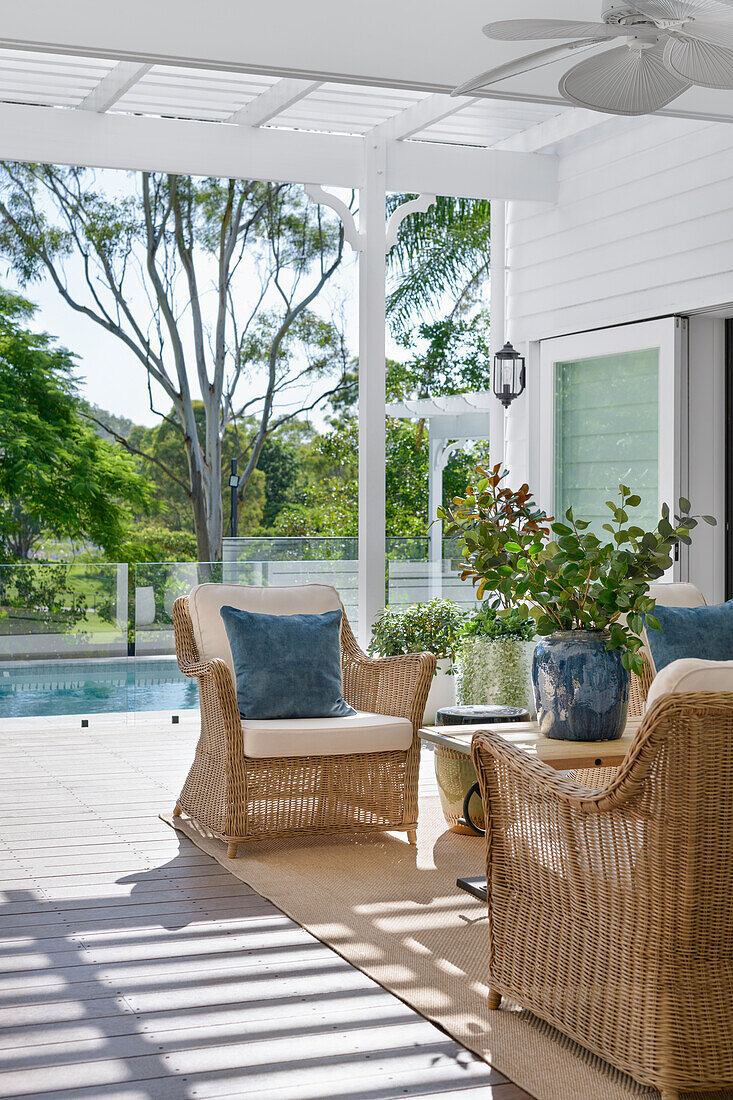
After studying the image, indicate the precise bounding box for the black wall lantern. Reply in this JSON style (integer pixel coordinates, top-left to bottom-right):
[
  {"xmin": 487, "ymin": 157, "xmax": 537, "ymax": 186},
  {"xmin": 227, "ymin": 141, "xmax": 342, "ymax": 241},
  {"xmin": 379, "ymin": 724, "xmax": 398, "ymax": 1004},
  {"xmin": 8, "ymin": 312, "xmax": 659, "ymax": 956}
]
[{"xmin": 493, "ymin": 341, "xmax": 526, "ymax": 408}]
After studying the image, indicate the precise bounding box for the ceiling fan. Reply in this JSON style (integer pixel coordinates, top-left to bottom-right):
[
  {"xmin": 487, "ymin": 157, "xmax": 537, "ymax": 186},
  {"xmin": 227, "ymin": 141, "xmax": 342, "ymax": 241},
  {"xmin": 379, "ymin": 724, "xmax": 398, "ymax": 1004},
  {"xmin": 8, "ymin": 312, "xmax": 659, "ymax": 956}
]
[{"xmin": 453, "ymin": 0, "xmax": 733, "ymax": 115}]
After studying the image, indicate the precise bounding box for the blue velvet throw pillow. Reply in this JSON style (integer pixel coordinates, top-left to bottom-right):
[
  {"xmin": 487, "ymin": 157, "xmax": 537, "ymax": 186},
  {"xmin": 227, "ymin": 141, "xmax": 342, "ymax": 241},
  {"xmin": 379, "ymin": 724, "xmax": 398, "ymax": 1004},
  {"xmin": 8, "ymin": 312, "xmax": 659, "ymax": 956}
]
[
  {"xmin": 645, "ymin": 600, "xmax": 733, "ymax": 673},
  {"xmin": 219, "ymin": 605, "xmax": 355, "ymax": 720}
]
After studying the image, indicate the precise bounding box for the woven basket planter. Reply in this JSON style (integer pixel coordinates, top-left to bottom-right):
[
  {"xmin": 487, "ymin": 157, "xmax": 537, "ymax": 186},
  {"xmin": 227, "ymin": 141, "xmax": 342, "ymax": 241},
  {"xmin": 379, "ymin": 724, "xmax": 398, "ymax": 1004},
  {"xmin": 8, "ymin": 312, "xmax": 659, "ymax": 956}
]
[{"xmin": 456, "ymin": 636, "xmax": 535, "ymax": 714}]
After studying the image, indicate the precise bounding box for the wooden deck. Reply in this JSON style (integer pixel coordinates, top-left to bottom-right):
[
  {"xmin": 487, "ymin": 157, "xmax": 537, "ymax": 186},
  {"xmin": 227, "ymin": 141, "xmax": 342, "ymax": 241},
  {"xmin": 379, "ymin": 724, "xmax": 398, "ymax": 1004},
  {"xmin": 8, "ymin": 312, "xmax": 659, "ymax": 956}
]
[{"xmin": 0, "ymin": 710, "xmax": 532, "ymax": 1100}]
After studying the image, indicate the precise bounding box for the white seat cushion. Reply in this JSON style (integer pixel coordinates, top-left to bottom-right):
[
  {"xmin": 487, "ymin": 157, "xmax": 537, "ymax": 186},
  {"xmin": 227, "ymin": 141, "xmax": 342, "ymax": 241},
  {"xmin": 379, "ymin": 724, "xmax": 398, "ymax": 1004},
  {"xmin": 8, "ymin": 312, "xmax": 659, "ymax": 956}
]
[
  {"xmin": 188, "ymin": 583, "xmax": 342, "ymax": 677},
  {"xmin": 242, "ymin": 711, "xmax": 413, "ymax": 758},
  {"xmin": 646, "ymin": 658, "xmax": 733, "ymax": 713}
]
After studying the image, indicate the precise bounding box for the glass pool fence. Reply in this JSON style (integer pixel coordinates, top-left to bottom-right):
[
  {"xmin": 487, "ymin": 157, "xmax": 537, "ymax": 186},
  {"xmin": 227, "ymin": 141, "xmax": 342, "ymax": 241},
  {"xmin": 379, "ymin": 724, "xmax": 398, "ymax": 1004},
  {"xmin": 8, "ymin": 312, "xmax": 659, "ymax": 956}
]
[{"xmin": 0, "ymin": 539, "xmax": 477, "ymax": 719}]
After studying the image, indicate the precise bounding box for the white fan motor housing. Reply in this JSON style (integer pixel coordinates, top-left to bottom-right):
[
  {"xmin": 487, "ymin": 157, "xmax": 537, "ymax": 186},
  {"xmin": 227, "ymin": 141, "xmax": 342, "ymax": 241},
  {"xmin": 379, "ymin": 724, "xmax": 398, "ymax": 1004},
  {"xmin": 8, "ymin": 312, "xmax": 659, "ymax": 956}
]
[{"xmin": 602, "ymin": 3, "xmax": 657, "ymax": 25}]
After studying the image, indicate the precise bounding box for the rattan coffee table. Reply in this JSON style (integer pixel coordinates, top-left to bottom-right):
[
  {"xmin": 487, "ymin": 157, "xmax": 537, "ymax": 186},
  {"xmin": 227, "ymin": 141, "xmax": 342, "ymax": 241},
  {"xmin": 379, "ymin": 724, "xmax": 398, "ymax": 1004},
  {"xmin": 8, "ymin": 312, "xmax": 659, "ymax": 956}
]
[{"xmin": 419, "ymin": 716, "xmax": 642, "ymax": 901}]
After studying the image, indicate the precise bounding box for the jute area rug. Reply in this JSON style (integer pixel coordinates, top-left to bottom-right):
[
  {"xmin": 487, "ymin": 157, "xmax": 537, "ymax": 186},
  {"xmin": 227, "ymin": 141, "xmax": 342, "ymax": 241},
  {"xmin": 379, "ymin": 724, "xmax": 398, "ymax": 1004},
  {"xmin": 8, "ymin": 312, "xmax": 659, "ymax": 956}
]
[{"xmin": 162, "ymin": 791, "xmax": 732, "ymax": 1100}]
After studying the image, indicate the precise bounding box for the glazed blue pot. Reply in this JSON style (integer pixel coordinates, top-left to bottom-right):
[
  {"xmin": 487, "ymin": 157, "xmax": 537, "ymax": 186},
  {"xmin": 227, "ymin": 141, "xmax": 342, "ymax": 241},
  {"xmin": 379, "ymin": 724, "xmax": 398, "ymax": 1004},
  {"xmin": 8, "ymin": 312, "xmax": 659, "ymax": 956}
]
[{"xmin": 532, "ymin": 630, "xmax": 630, "ymax": 742}]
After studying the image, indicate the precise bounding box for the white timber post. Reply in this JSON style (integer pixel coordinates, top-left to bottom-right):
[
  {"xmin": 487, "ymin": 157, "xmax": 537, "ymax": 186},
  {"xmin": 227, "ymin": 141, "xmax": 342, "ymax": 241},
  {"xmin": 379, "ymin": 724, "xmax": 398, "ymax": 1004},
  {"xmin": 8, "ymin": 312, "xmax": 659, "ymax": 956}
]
[
  {"xmin": 358, "ymin": 138, "xmax": 387, "ymax": 648},
  {"xmin": 307, "ymin": 173, "xmax": 435, "ymax": 646},
  {"xmin": 489, "ymin": 199, "xmax": 507, "ymax": 471},
  {"xmin": 428, "ymin": 424, "xmax": 443, "ymax": 599}
]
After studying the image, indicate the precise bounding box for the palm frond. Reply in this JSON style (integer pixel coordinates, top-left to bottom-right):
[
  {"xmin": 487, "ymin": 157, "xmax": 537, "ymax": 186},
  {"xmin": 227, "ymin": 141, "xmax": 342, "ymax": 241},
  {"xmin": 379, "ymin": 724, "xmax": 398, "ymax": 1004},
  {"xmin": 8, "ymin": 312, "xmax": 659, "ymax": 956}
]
[{"xmin": 385, "ymin": 195, "xmax": 490, "ymax": 334}]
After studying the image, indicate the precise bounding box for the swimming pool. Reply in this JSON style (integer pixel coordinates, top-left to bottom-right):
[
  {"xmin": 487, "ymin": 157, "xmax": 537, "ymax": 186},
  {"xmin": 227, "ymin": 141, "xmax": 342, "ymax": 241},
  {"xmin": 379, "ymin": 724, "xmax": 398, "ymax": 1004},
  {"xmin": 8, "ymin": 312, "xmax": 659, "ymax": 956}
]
[{"xmin": 0, "ymin": 656, "xmax": 199, "ymax": 718}]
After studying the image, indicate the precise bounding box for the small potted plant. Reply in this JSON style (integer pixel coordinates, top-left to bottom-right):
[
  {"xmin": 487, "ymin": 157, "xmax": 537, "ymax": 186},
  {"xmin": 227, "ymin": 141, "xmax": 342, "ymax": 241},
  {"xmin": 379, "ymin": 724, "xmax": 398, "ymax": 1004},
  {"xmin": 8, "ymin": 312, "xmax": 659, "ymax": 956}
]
[
  {"xmin": 440, "ymin": 465, "xmax": 715, "ymax": 741},
  {"xmin": 456, "ymin": 604, "xmax": 536, "ymax": 714},
  {"xmin": 369, "ymin": 598, "xmax": 465, "ymax": 723}
]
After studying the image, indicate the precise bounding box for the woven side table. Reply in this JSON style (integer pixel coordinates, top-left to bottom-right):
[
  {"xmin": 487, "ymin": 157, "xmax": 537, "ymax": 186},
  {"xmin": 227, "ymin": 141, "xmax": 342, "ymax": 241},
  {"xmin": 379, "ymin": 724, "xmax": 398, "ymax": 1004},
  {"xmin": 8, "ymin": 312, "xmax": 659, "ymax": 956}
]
[{"xmin": 434, "ymin": 705, "xmax": 530, "ymax": 834}]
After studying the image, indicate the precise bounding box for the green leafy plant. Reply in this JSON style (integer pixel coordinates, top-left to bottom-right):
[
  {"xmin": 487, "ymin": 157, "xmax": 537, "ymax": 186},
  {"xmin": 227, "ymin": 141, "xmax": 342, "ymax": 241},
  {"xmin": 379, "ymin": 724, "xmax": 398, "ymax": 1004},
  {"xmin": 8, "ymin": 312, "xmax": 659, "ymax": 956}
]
[
  {"xmin": 439, "ymin": 464, "xmax": 716, "ymax": 675},
  {"xmin": 462, "ymin": 603, "xmax": 535, "ymax": 641},
  {"xmin": 368, "ymin": 598, "xmax": 466, "ymax": 667}
]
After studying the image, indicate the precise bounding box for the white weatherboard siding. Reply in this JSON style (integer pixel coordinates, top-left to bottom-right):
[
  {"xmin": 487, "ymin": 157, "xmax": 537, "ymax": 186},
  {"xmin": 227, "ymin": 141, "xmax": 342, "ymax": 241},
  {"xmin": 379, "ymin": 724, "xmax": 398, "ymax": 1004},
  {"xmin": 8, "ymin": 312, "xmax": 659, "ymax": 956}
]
[
  {"xmin": 506, "ymin": 116, "xmax": 733, "ymax": 342},
  {"xmin": 506, "ymin": 115, "xmax": 733, "ymax": 602}
]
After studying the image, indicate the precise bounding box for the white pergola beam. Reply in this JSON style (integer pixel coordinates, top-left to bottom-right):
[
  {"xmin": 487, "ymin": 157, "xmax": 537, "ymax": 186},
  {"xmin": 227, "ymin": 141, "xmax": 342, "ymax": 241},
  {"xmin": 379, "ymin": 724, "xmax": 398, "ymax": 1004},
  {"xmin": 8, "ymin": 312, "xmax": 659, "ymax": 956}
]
[
  {"xmin": 79, "ymin": 61, "xmax": 151, "ymax": 113},
  {"xmin": 372, "ymin": 92, "xmax": 479, "ymax": 143},
  {"xmin": 228, "ymin": 78, "xmax": 321, "ymax": 126},
  {"xmin": 0, "ymin": 102, "xmax": 362, "ymax": 187},
  {"xmin": 388, "ymin": 139, "xmax": 557, "ymax": 203},
  {"xmin": 492, "ymin": 108, "xmax": 616, "ymax": 153},
  {"xmin": 0, "ymin": 102, "xmax": 559, "ymax": 201}
]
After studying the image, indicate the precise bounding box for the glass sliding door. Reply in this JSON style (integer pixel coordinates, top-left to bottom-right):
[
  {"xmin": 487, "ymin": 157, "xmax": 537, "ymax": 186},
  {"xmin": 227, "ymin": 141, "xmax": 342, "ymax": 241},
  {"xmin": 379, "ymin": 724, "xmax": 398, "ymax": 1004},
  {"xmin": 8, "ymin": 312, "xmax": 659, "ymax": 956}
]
[
  {"xmin": 554, "ymin": 347, "xmax": 659, "ymax": 536},
  {"xmin": 538, "ymin": 318, "xmax": 687, "ymax": 576}
]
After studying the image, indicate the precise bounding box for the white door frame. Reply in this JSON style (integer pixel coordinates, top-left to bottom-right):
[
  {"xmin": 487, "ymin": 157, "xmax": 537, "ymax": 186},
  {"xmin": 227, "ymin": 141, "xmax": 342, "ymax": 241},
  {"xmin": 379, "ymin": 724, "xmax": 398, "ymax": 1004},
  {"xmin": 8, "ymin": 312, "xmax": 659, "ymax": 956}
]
[{"xmin": 534, "ymin": 317, "xmax": 689, "ymax": 579}]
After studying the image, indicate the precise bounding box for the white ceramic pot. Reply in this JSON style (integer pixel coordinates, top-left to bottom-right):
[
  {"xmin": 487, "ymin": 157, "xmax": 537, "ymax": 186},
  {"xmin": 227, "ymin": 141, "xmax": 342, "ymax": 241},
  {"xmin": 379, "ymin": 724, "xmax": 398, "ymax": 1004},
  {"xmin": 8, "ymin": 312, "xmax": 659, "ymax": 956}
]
[
  {"xmin": 424, "ymin": 658, "xmax": 456, "ymax": 725},
  {"xmin": 135, "ymin": 585, "xmax": 156, "ymax": 628}
]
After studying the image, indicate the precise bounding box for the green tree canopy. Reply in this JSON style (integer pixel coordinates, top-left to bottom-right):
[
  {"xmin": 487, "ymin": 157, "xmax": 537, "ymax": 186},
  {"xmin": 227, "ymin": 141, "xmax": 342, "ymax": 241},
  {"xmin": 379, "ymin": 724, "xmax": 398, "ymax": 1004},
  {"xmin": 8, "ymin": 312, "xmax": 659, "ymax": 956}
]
[
  {"xmin": 0, "ymin": 289, "xmax": 148, "ymax": 558},
  {"xmin": 0, "ymin": 165, "xmax": 348, "ymax": 561},
  {"xmin": 121, "ymin": 403, "xmax": 266, "ymax": 538}
]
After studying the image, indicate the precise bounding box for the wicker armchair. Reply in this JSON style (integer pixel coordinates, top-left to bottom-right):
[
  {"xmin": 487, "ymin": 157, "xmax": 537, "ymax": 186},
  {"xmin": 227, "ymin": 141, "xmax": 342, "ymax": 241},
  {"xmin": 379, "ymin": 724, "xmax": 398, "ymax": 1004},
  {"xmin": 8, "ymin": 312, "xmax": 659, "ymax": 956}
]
[
  {"xmin": 171, "ymin": 583, "xmax": 435, "ymax": 857},
  {"xmin": 472, "ymin": 665, "xmax": 733, "ymax": 1099}
]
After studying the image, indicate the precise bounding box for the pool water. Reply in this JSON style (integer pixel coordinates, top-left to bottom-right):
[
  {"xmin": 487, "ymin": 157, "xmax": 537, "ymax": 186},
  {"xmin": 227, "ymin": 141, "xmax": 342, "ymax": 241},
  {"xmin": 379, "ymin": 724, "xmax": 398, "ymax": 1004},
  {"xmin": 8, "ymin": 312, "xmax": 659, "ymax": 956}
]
[{"xmin": 0, "ymin": 657, "xmax": 199, "ymax": 718}]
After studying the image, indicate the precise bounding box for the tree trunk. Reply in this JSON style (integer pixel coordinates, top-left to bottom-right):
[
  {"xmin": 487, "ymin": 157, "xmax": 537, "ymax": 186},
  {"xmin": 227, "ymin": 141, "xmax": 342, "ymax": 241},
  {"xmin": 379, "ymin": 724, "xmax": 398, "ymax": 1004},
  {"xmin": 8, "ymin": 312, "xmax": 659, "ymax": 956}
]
[
  {"xmin": 203, "ymin": 400, "xmax": 224, "ymax": 564},
  {"xmin": 186, "ymin": 457, "xmax": 217, "ymax": 564}
]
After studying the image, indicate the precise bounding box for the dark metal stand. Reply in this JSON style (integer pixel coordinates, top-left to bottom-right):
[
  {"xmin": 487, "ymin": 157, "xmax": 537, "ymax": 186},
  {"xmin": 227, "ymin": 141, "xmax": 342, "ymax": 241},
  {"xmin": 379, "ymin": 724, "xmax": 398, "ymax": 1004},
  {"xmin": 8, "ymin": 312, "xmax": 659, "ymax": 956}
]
[
  {"xmin": 456, "ymin": 781, "xmax": 488, "ymax": 902},
  {"xmin": 456, "ymin": 875, "xmax": 487, "ymax": 902},
  {"xmin": 458, "ymin": 781, "xmax": 485, "ymax": 836},
  {"xmin": 435, "ymin": 708, "xmax": 530, "ymax": 910}
]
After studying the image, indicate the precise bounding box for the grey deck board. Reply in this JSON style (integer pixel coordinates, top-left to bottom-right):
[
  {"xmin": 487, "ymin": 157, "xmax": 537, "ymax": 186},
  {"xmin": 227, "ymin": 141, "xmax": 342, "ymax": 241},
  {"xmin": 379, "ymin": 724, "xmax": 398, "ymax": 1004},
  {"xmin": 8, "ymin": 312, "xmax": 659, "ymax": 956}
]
[{"xmin": 0, "ymin": 714, "xmax": 530, "ymax": 1100}]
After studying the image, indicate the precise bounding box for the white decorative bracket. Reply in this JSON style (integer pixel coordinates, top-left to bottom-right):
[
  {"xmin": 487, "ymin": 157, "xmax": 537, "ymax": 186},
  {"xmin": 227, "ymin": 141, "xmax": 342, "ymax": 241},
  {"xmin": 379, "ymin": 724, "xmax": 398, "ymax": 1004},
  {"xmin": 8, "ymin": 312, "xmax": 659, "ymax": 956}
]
[
  {"xmin": 435, "ymin": 438, "xmax": 470, "ymax": 474},
  {"xmin": 306, "ymin": 186, "xmax": 438, "ymax": 255},
  {"xmin": 304, "ymin": 184, "xmax": 364, "ymax": 252},
  {"xmin": 386, "ymin": 193, "xmax": 436, "ymax": 251}
]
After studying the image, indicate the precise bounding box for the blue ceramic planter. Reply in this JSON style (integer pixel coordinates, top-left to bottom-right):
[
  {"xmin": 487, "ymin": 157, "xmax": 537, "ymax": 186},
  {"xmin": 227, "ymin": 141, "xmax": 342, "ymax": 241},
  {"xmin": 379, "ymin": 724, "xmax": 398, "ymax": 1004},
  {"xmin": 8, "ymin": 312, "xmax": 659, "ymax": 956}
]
[{"xmin": 532, "ymin": 630, "xmax": 630, "ymax": 742}]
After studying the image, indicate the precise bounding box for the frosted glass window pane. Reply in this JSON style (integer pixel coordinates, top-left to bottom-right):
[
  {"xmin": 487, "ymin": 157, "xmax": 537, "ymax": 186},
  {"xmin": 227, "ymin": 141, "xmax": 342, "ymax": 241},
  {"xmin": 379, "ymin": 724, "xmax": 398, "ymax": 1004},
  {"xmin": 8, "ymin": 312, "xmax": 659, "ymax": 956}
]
[{"xmin": 554, "ymin": 348, "xmax": 658, "ymax": 535}]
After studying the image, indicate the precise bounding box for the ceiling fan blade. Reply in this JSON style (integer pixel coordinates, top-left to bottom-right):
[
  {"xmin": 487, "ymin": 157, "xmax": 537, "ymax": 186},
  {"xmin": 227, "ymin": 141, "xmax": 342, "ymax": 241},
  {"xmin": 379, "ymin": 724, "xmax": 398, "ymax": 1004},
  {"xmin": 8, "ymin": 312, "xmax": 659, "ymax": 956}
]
[
  {"xmin": 559, "ymin": 43, "xmax": 690, "ymax": 115},
  {"xmin": 664, "ymin": 34, "xmax": 733, "ymax": 86},
  {"xmin": 452, "ymin": 40, "xmax": 604, "ymax": 96},
  {"xmin": 483, "ymin": 19, "xmax": 620, "ymax": 41}
]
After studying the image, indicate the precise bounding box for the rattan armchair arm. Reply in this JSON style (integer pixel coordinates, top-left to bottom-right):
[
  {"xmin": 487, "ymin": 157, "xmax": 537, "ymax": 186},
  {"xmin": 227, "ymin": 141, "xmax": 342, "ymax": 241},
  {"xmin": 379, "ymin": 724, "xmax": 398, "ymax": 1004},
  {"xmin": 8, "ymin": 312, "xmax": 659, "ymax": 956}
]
[
  {"xmin": 471, "ymin": 708, "xmax": 665, "ymax": 816},
  {"xmin": 337, "ymin": 604, "xmax": 436, "ymax": 728},
  {"xmin": 629, "ymin": 651, "xmax": 655, "ymax": 717},
  {"xmin": 343, "ymin": 648, "xmax": 437, "ymax": 728},
  {"xmin": 172, "ymin": 596, "xmax": 245, "ymax": 784}
]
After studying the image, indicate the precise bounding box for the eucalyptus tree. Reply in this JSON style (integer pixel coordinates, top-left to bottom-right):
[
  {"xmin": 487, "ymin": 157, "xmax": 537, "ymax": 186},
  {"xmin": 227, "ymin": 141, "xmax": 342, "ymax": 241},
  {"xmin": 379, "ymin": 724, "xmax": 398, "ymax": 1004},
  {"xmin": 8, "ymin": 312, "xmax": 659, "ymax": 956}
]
[{"xmin": 0, "ymin": 165, "xmax": 346, "ymax": 561}]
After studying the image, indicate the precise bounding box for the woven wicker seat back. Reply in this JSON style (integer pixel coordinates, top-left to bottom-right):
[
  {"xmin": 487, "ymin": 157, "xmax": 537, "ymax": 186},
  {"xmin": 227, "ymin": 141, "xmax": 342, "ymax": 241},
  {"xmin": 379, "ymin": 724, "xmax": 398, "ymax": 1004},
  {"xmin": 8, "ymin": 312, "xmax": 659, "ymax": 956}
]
[{"xmin": 188, "ymin": 582, "xmax": 342, "ymax": 677}]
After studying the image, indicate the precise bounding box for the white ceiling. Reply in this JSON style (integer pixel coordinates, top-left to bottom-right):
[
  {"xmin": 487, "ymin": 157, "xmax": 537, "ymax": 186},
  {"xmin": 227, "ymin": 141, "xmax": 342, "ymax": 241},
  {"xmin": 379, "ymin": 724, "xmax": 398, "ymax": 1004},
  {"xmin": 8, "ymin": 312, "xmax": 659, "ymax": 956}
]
[{"xmin": 3, "ymin": 0, "xmax": 733, "ymax": 123}]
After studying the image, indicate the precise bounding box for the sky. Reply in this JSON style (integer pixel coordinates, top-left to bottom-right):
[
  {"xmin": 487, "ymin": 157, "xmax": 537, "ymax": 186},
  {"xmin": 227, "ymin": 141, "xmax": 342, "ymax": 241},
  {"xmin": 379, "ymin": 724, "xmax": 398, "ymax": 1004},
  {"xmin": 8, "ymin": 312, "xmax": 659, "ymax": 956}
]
[{"xmin": 1, "ymin": 169, "xmax": 407, "ymax": 432}]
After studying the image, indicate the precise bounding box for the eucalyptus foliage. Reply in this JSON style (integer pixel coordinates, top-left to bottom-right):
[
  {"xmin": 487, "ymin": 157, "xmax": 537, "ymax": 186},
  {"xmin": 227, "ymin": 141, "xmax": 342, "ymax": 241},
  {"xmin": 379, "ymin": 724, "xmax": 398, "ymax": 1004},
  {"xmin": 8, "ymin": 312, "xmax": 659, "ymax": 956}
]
[
  {"xmin": 0, "ymin": 288, "xmax": 148, "ymax": 559},
  {"xmin": 440, "ymin": 464, "xmax": 716, "ymax": 675}
]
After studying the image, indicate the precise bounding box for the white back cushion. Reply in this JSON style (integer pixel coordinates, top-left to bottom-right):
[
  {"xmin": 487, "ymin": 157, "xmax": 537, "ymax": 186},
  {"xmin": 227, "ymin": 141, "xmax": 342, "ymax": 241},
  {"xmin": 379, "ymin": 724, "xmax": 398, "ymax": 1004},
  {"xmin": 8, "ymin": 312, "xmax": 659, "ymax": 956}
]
[
  {"xmin": 642, "ymin": 582, "xmax": 707, "ymax": 673},
  {"xmin": 647, "ymin": 581, "xmax": 706, "ymax": 609},
  {"xmin": 188, "ymin": 583, "xmax": 342, "ymax": 675},
  {"xmin": 646, "ymin": 658, "xmax": 733, "ymax": 713}
]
